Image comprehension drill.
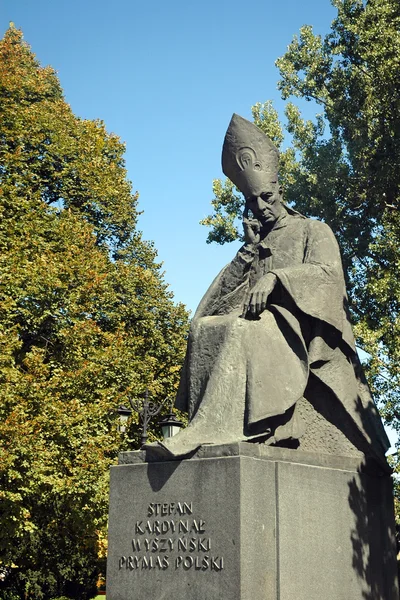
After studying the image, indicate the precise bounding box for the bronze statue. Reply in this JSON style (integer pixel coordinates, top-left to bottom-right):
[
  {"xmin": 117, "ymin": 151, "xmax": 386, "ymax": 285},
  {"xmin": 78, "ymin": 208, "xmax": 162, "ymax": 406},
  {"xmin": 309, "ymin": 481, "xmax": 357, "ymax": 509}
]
[{"xmin": 161, "ymin": 114, "xmax": 389, "ymax": 464}]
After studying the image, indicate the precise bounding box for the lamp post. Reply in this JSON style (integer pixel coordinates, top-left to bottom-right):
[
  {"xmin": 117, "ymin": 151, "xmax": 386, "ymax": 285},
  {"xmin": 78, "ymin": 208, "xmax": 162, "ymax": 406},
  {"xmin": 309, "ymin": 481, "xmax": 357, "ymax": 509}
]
[
  {"xmin": 113, "ymin": 391, "xmax": 184, "ymax": 448},
  {"xmin": 128, "ymin": 389, "xmax": 168, "ymax": 448}
]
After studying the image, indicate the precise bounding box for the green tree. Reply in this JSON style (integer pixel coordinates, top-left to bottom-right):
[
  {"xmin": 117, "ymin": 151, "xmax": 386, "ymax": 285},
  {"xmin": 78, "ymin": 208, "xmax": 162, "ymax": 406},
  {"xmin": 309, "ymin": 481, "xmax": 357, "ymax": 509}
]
[
  {"xmin": 201, "ymin": 0, "xmax": 400, "ymax": 436},
  {"xmin": 0, "ymin": 25, "xmax": 188, "ymax": 600}
]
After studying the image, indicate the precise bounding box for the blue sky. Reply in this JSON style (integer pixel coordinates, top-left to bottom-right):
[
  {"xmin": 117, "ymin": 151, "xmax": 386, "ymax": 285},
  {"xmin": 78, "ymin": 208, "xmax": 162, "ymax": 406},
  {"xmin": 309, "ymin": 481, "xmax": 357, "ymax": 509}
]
[{"xmin": 1, "ymin": 0, "xmax": 337, "ymax": 312}]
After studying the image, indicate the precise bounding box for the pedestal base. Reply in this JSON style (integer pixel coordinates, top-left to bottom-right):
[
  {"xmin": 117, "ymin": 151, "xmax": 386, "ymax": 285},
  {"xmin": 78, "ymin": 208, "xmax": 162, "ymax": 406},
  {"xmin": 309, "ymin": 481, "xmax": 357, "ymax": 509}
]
[{"xmin": 106, "ymin": 443, "xmax": 398, "ymax": 600}]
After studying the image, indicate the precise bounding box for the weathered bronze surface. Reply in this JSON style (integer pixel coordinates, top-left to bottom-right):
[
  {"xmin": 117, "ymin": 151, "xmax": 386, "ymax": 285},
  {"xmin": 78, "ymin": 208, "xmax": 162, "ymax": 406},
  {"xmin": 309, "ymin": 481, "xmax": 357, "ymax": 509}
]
[{"xmin": 162, "ymin": 114, "xmax": 389, "ymax": 464}]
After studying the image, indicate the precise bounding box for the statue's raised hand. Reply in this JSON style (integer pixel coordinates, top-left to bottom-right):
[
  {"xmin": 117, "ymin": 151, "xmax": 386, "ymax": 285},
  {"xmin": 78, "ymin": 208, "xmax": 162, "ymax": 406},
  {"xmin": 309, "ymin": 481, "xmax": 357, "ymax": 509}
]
[
  {"xmin": 243, "ymin": 207, "xmax": 260, "ymax": 245},
  {"xmin": 242, "ymin": 273, "xmax": 277, "ymax": 317}
]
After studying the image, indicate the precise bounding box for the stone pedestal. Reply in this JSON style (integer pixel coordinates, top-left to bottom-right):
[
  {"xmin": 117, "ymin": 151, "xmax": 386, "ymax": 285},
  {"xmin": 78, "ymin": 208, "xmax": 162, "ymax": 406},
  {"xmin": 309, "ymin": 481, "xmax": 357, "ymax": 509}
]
[{"xmin": 106, "ymin": 443, "xmax": 398, "ymax": 600}]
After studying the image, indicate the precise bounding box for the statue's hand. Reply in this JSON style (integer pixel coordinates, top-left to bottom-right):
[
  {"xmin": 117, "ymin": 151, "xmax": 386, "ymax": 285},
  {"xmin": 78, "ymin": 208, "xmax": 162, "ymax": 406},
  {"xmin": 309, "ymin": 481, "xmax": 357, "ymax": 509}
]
[
  {"xmin": 243, "ymin": 216, "xmax": 260, "ymax": 245},
  {"xmin": 242, "ymin": 273, "xmax": 277, "ymax": 317}
]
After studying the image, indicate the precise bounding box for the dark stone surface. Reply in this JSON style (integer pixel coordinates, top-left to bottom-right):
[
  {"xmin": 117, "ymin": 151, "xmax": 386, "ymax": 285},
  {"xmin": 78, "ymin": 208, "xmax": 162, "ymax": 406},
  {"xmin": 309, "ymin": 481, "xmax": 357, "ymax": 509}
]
[
  {"xmin": 119, "ymin": 441, "xmax": 388, "ymax": 474},
  {"xmin": 107, "ymin": 444, "xmax": 398, "ymax": 599},
  {"xmin": 162, "ymin": 114, "xmax": 389, "ymax": 463},
  {"xmin": 277, "ymin": 458, "xmax": 397, "ymax": 600},
  {"xmin": 107, "ymin": 447, "xmax": 276, "ymax": 600}
]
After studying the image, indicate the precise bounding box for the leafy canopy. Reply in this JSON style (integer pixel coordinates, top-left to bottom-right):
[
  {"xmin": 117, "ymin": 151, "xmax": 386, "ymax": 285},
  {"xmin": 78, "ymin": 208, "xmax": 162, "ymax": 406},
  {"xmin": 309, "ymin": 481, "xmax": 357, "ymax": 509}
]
[{"xmin": 0, "ymin": 25, "xmax": 188, "ymax": 600}]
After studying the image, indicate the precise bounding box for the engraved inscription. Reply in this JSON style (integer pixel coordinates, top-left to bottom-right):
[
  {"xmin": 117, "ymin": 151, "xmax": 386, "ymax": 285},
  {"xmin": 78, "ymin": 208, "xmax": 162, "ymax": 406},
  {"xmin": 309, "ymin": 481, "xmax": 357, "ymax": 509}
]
[
  {"xmin": 147, "ymin": 502, "xmax": 193, "ymax": 516},
  {"xmin": 119, "ymin": 502, "xmax": 224, "ymax": 573}
]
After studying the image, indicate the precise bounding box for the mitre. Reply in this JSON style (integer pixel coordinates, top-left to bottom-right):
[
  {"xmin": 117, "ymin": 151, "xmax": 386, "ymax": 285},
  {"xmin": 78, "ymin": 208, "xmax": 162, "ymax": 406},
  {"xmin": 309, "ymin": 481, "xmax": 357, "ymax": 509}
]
[{"xmin": 222, "ymin": 114, "xmax": 279, "ymax": 197}]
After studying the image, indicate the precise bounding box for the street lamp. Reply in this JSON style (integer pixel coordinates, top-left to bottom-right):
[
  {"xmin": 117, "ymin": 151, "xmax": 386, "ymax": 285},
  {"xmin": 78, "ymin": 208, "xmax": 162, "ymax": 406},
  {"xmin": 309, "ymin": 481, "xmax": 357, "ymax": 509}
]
[
  {"xmin": 159, "ymin": 411, "xmax": 185, "ymax": 440},
  {"xmin": 113, "ymin": 392, "xmax": 184, "ymax": 448},
  {"xmin": 129, "ymin": 390, "xmax": 169, "ymax": 448},
  {"xmin": 116, "ymin": 404, "xmax": 132, "ymax": 434}
]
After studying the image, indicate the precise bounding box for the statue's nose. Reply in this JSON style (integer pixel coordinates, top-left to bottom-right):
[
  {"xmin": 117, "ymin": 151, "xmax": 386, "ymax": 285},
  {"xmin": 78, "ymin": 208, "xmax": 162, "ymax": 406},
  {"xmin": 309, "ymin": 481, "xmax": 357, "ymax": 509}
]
[{"xmin": 256, "ymin": 196, "xmax": 265, "ymax": 210}]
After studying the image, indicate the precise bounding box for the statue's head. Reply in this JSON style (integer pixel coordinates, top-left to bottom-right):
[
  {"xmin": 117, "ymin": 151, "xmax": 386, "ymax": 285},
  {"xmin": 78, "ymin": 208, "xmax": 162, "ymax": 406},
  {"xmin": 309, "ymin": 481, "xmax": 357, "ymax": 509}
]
[
  {"xmin": 222, "ymin": 114, "xmax": 283, "ymax": 225},
  {"xmin": 222, "ymin": 114, "xmax": 279, "ymax": 197}
]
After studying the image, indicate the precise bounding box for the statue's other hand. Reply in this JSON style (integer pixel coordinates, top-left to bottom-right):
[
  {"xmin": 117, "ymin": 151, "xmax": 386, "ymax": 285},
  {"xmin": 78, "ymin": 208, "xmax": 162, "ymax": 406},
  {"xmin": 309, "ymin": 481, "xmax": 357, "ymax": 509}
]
[
  {"xmin": 242, "ymin": 273, "xmax": 277, "ymax": 317},
  {"xmin": 243, "ymin": 216, "xmax": 260, "ymax": 245}
]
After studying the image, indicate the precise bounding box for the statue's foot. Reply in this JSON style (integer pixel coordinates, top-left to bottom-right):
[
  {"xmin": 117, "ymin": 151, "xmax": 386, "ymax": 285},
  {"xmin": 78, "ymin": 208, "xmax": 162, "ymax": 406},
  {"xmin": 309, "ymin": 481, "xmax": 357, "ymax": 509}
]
[
  {"xmin": 152, "ymin": 424, "xmax": 274, "ymax": 458},
  {"xmin": 155, "ymin": 427, "xmax": 216, "ymax": 458}
]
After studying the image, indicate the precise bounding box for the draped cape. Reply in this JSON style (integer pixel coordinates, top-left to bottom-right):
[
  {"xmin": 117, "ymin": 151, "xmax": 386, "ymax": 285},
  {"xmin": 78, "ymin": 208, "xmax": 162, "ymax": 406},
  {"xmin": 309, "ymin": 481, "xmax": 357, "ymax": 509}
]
[{"xmin": 172, "ymin": 209, "xmax": 389, "ymax": 459}]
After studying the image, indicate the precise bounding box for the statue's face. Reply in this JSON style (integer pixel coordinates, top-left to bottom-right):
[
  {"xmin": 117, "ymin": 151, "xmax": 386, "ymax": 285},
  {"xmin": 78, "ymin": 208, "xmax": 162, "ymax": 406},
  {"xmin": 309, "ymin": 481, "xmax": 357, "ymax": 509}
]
[{"xmin": 245, "ymin": 181, "xmax": 283, "ymax": 225}]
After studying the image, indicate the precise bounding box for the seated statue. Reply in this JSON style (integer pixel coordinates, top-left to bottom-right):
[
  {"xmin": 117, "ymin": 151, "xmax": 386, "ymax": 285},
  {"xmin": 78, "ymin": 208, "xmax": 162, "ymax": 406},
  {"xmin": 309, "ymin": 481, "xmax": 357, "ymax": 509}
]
[{"xmin": 161, "ymin": 114, "xmax": 389, "ymax": 465}]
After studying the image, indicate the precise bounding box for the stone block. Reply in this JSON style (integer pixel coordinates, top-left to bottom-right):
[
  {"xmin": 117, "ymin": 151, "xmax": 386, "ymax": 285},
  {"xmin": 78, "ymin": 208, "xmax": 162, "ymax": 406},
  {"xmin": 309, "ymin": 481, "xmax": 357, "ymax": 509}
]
[{"xmin": 106, "ymin": 443, "xmax": 398, "ymax": 600}]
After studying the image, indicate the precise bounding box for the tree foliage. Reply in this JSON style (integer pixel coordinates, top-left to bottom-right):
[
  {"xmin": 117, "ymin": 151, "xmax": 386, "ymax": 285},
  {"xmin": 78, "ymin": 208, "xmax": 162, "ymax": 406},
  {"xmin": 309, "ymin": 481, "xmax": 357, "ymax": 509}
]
[
  {"xmin": 201, "ymin": 0, "xmax": 400, "ymax": 435},
  {"xmin": 0, "ymin": 25, "xmax": 188, "ymax": 599}
]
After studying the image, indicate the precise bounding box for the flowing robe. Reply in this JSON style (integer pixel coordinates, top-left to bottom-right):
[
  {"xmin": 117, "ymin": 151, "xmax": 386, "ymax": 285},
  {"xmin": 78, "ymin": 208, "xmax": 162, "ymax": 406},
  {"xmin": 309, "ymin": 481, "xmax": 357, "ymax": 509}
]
[{"xmin": 170, "ymin": 209, "xmax": 389, "ymax": 460}]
